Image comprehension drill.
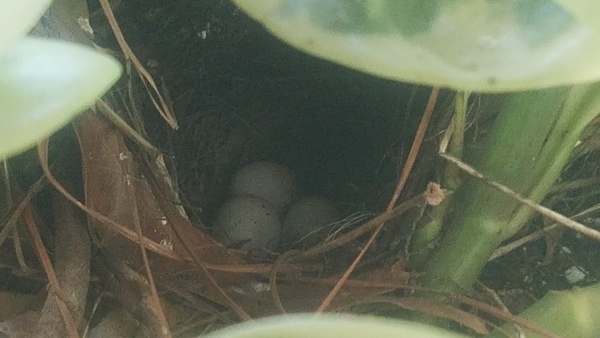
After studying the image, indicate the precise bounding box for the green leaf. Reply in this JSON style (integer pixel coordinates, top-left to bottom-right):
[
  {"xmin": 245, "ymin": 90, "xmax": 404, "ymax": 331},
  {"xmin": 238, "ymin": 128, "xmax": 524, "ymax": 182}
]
[
  {"xmin": 205, "ymin": 314, "xmax": 469, "ymax": 338},
  {"xmin": 554, "ymin": 0, "xmax": 600, "ymax": 34},
  {"xmin": 0, "ymin": 37, "xmax": 122, "ymax": 158},
  {"xmin": 488, "ymin": 283, "xmax": 600, "ymax": 338},
  {"xmin": 233, "ymin": 0, "xmax": 600, "ymax": 92},
  {"xmin": 0, "ymin": 0, "xmax": 53, "ymax": 54}
]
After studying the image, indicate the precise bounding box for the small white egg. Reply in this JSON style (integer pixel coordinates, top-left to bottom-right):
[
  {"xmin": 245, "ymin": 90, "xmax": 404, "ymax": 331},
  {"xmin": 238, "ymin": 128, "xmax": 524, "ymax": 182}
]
[
  {"xmin": 213, "ymin": 195, "xmax": 281, "ymax": 250},
  {"xmin": 230, "ymin": 161, "xmax": 295, "ymax": 212},
  {"xmin": 282, "ymin": 197, "xmax": 340, "ymax": 245}
]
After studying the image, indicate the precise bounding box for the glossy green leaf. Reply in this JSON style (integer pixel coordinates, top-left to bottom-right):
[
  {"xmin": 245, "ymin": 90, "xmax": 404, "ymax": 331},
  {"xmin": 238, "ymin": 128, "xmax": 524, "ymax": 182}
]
[
  {"xmin": 0, "ymin": 37, "xmax": 122, "ymax": 158},
  {"xmin": 554, "ymin": 1, "xmax": 600, "ymax": 34},
  {"xmin": 233, "ymin": 0, "xmax": 600, "ymax": 92},
  {"xmin": 0, "ymin": 0, "xmax": 53, "ymax": 55},
  {"xmin": 488, "ymin": 283, "xmax": 600, "ymax": 338},
  {"xmin": 205, "ymin": 314, "xmax": 469, "ymax": 338}
]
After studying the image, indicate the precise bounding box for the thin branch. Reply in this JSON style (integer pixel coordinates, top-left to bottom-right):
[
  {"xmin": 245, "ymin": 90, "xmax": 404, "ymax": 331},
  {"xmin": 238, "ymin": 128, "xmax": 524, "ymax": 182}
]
[
  {"xmin": 98, "ymin": 0, "xmax": 178, "ymax": 129},
  {"xmin": 317, "ymin": 87, "xmax": 439, "ymax": 312},
  {"xmin": 23, "ymin": 206, "xmax": 79, "ymax": 338},
  {"xmin": 126, "ymin": 164, "xmax": 172, "ymax": 337},
  {"xmin": 37, "ymin": 140, "xmax": 181, "ymax": 260},
  {"xmin": 388, "ymin": 86, "xmax": 439, "ymax": 210},
  {"xmin": 439, "ymin": 153, "xmax": 600, "ymax": 241}
]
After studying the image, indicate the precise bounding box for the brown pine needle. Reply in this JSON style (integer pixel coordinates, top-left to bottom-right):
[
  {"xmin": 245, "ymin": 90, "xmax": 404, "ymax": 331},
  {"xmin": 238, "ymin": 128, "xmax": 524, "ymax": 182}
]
[
  {"xmin": 440, "ymin": 152, "xmax": 600, "ymax": 241},
  {"xmin": 316, "ymin": 86, "xmax": 439, "ymax": 313}
]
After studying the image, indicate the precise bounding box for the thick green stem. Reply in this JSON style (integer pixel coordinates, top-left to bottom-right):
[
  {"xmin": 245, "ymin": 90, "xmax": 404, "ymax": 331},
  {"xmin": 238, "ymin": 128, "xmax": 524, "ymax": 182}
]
[
  {"xmin": 506, "ymin": 84, "xmax": 600, "ymax": 236},
  {"xmin": 487, "ymin": 283, "xmax": 600, "ymax": 338},
  {"xmin": 445, "ymin": 90, "xmax": 469, "ymax": 189},
  {"xmin": 421, "ymin": 83, "xmax": 600, "ymax": 292},
  {"xmin": 420, "ymin": 216, "xmax": 503, "ymax": 294},
  {"xmin": 409, "ymin": 91, "xmax": 469, "ymax": 266}
]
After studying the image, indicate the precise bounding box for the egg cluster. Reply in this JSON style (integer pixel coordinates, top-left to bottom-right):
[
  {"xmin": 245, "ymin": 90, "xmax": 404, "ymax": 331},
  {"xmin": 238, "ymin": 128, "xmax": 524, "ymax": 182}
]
[{"xmin": 213, "ymin": 161, "xmax": 340, "ymax": 250}]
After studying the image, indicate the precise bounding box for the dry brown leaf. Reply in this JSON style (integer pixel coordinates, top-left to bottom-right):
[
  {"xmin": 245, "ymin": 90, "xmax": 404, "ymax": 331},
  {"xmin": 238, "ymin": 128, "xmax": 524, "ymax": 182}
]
[
  {"xmin": 73, "ymin": 112, "xmax": 251, "ymax": 320},
  {"xmin": 0, "ymin": 292, "xmax": 37, "ymax": 322}
]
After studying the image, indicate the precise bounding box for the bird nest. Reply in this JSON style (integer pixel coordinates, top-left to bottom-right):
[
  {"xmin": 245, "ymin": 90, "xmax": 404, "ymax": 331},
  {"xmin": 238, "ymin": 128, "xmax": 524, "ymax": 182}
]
[{"xmin": 3, "ymin": 0, "xmax": 600, "ymax": 337}]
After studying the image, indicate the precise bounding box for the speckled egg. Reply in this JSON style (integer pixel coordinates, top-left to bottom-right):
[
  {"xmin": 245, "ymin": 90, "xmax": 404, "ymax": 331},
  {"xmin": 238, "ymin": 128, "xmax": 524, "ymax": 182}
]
[
  {"xmin": 213, "ymin": 195, "xmax": 281, "ymax": 250},
  {"xmin": 282, "ymin": 197, "xmax": 340, "ymax": 245},
  {"xmin": 230, "ymin": 161, "xmax": 295, "ymax": 212}
]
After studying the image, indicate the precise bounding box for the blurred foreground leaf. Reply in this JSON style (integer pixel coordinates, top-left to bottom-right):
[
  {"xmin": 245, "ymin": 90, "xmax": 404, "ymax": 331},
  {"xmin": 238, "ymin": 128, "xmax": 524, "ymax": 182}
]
[
  {"xmin": 0, "ymin": 0, "xmax": 53, "ymax": 54},
  {"xmin": 233, "ymin": 0, "xmax": 600, "ymax": 92},
  {"xmin": 0, "ymin": 37, "xmax": 122, "ymax": 158},
  {"xmin": 206, "ymin": 314, "xmax": 468, "ymax": 338}
]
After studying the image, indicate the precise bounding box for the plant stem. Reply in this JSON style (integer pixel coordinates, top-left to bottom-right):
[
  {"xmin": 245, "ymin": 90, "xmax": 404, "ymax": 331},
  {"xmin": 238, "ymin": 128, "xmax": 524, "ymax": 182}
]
[
  {"xmin": 487, "ymin": 283, "xmax": 600, "ymax": 338},
  {"xmin": 409, "ymin": 91, "xmax": 470, "ymax": 266},
  {"xmin": 421, "ymin": 83, "xmax": 600, "ymax": 293}
]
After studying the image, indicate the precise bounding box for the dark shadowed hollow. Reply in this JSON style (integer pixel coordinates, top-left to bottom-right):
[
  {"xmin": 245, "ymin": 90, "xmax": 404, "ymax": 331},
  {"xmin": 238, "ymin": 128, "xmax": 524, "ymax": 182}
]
[
  {"xmin": 88, "ymin": 0, "xmax": 600, "ymax": 294},
  {"xmin": 97, "ymin": 0, "xmax": 442, "ymax": 224}
]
